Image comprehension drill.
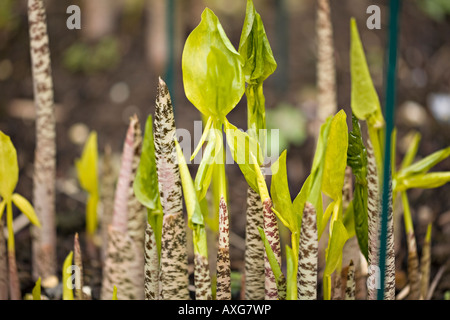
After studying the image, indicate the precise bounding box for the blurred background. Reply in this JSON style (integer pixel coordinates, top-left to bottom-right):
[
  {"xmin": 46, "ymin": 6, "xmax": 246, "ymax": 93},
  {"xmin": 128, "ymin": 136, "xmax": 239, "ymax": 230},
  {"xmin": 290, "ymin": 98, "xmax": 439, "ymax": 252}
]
[{"xmin": 0, "ymin": 0, "xmax": 449, "ymax": 299}]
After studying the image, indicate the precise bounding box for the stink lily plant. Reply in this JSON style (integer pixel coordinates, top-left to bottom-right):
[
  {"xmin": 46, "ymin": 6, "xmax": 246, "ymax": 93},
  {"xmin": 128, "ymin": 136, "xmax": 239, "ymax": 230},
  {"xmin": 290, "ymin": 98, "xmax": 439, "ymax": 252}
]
[{"xmin": 0, "ymin": 131, "xmax": 41, "ymax": 300}]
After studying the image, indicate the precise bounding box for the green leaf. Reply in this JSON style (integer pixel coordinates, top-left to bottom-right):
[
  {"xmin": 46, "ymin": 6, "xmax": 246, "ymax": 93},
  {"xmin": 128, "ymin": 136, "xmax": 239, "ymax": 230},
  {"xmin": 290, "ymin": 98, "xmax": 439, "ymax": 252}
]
[
  {"xmin": 343, "ymin": 201, "xmax": 356, "ymax": 239},
  {"xmin": 347, "ymin": 114, "xmax": 369, "ymax": 260},
  {"xmin": 112, "ymin": 285, "xmax": 118, "ymax": 300},
  {"xmin": 397, "ymin": 147, "xmax": 450, "ymax": 179},
  {"xmin": 0, "ymin": 199, "xmax": 6, "ymax": 222},
  {"xmin": 322, "ymin": 110, "xmax": 348, "ymax": 201},
  {"xmin": 324, "ymin": 220, "xmax": 349, "ymax": 277},
  {"xmin": 271, "ymin": 150, "xmax": 296, "ymax": 234},
  {"xmin": 32, "ymin": 277, "xmax": 41, "ymax": 300},
  {"xmin": 258, "ymin": 227, "xmax": 283, "ymax": 282},
  {"xmin": 0, "ymin": 131, "xmax": 18, "ymax": 199},
  {"xmin": 11, "ymin": 193, "xmax": 41, "ymax": 227},
  {"xmin": 350, "ymin": 18, "xmax": 384, "ymax": 129},
  {"xmin": 75, "ymin": 131, "xmax": 98, "ymax": 195},
  {"xmin": 238, "ymin": 0, "xmax": 277, "ymax": 85},
  {"xmin": 191, "ymin": 116, "xmax": 213, "ymax": 161},
  {"xmin": 285, "ymin": 245, "xmax": 296, "ymax": 300},
  {"xmin": 175, "ymin": 140, "xmax": 204, "ymax": 229},
  {"xmin": 292, "ymin": 174, "xmax": 312, "ymax": 231},
  {"xmin": 396, "ymin": 172, "xmax": 450, "ymax": 191},
  {"xmin": 62, "ymin": 251, "xmax": 74, "ymax": 300},
  {"xmin": 224, "ymin": 120, "xmax": 263, "ymax": 192},
  {"xmin": 401, "ymin": 191, "xmax": 414, "ymax": 233},
  {"xmin": 194, "ymin": 128, "xmax": 222, "ymax": 201},
  {"xmin": 182, "ymin": 8, "xmax": 245, "ymax": 120},
  {"xmin": 306, "ymin": 116, "xmax": 333, "ymax": 232},
  {"xmin": 75, "ymin": 131, "xmax": 99, "ymax": 235},
  {"xmin": 351, "ymin": 183, "xmax": 368, "ymax": 260},
  {"xmin": 133, "ymin": 115, "xmax": 163, "ymax": 253},
  {"xmin": 134, "ymin": 115, "xmax": 163, "ymax": 212},
  {"xmin": 400, "ymin": 131, "xmax": 421, "ymax": 171}
]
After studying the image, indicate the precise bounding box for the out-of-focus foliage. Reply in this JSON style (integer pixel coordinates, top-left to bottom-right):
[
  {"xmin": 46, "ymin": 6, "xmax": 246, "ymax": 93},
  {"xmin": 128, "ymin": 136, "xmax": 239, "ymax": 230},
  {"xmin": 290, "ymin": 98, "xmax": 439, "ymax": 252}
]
[
  {"xmin": 416, "ymin": 0, "xmax": 450, "ymax": 22},
  {"xmin": 0, "ymin": 0, "xmax": 20, "ymax": 33},
  {"xmin": 63, "ymin": 37, "xmax": 120, "ymax": 74},
  {"xmin": 266, "ymin": 103, "xmax": 307, "ymax": 154}
]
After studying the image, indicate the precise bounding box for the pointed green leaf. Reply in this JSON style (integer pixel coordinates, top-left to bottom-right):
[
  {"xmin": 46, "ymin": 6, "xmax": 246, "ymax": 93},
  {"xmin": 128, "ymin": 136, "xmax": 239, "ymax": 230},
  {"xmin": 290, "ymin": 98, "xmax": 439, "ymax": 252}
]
[
  {"xmin": 182, "ymin": 8, "xmax": 245, "ymax": 119},
  {"xmin": 285, "ymin": 245, "xmax": 296, "ymax": 300},
  {"xmin": 112, "ymin": 285, "xmax": 118, "ymax": 300},
  {"xmin": 12, "ymin": 193, "xmax": 40, "ymax": 227},
  {"xmin": 0, "ymin": 199, "xmax": 6, "ymax": 222},
  {"xmin": 322, "ymin": 110, "xmax": 348, "ymax": 201},
  {"xmin": 63, "ymin": 251, "xmax": 74, "ymax": 300},
  {"xmin": 194, "ymin": 128, "xmax": 222, "ymax": 201},
  {"xmin": 397, "ymin": 147, "xmax": 450, "ymax": 179},
  {"xmin": 75, "ymin": 131, "xmax": 98, "ymax": 195},
  {"xmin": 191, "ymin": 116, "xmax": 213, "ymax": 161},
  {"xmin": 271, "ymin": 151, "xmax": 293, "ymax": 224},
  {"xmin": 0, "ymin": 131, "xmax": 18, "ymax": 199},
  {"xmin": 350, "ymin": 18, "xmax": 384, "ymax": 129},
  {"xmin": 32, "ymin": 277, "xmax": 41, "ymax": 300},
  {"xmin": 133, "ymin": 115, "xmax": 163, "ymax": 253},
  {"xmin": 224, "ymin": 120, "xmax": 263, "ymax": 192},
  {"xmin": 400, "ymin": 131, "xmax": 422, "ymax": 171},
  {"xmin": 175, "ymin": 140, "xmax": 204, "ymax": 229},
  {"xmin": 324, "ymin": 220, "xmax": 349, "ymax": 277},
  {"xmin": 396, "ymin": 172, "xmax": 450, "ymax": 191},
  {"xmin": 258, "ymin": 227, "xmax": 283, "ymax": 282}
]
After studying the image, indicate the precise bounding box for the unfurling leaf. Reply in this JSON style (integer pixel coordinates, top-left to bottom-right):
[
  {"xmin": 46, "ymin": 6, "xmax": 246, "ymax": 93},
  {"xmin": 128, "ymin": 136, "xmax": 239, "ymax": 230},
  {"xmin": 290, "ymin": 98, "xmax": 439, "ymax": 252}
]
[
  {"xmin": 62, "ymin": 251, "xmax": 74, "ymax": 300},
  {"xmin": 32, "ymin": 277, "xmax": 41, "ymax": 300}
]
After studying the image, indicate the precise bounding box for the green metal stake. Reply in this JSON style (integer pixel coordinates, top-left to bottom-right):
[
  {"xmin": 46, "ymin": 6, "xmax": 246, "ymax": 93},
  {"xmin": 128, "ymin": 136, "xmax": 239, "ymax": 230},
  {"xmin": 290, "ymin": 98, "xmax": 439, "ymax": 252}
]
[
  {"xmin": 378, "ymin": 0, "xmax": 401, "ymax": 300},
  {"xmin": 165, "ymin": 0, "xmax": 176, "ymax": 112}
]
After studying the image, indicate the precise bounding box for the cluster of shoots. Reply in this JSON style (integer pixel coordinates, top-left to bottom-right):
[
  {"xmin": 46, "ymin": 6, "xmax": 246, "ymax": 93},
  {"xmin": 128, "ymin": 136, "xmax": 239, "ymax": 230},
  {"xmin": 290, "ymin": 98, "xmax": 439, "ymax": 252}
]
[{"xmin": 0, "ymin": 0, "xmax": 448, "ymax": 300}]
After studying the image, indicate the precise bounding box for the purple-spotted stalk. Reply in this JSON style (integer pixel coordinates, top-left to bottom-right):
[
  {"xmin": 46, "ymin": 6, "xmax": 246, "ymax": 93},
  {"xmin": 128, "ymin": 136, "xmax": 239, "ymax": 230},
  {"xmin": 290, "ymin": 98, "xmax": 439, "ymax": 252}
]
[
  {"xmin": 74, "ymin": 233, "xmax": 84, "ymax": 300},
  {"xmin": 101, "ymin": 116, "xmax": 144, "ymax": 300},
  {"xmin": 154, "ymin": 78, "xmax": 190, "ymax": 300},
  {"xmin": 297, "ymin": 202, "xmax": 318, "ymax": 300},
  {"xmin": 316, "ymin": 0, "xmax": 337, "ymax": 137},
  {"xmin": 28, "ymin": 0, "xmax": 57, "ymax": 286},
  {"xmin": 345, "ymin": 260, "xmax": 356, "ymax": 300},
  {"xmin": 401, "ymin": 191, "xmax": 420, "ymax": 300}
]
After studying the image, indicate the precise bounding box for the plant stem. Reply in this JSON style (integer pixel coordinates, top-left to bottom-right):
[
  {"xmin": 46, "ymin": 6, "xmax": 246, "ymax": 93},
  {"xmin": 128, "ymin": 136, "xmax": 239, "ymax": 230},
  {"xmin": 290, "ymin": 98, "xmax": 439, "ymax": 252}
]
[
  {"xmin": 28, "ymin": 0, "xmax": 57, "ymax": 284},
  {"xmin": 6, "ymin": 201, "xmax": 20, "ymax": 300},
  {"xmin": 144, "ymin": 223, "xmax": 160, "ymax": 300},
  {"xmin": 216, "ymin": 196, "xmax": 231, "ymax": 300},
  {"xmin": 297, "ymin": 202, "xmax": 318, "ymax": 300},
  {"xmin": 0, "ymin": 216, "xmax": 7, "ymax": 299}
]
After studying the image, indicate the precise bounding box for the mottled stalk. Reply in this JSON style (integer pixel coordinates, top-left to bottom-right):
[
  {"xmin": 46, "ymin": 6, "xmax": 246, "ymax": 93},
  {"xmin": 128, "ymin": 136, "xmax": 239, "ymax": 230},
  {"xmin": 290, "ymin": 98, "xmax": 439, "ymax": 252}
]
[
  {"xmin": 144, "ymin": 223, "xmax": 159, "ymax": 300},
  {"xmin": 101, "ymin": 117, "xmax": 144, "ymax": 300},
  {"xmin": 263, "ymin": 198, "xmax": 281, "ymax": 300},
  {"xmin": 406, "ymin": 231, "xmax": 420, "ymax": 300},
  {"xmin": 154, "ymin": 78, "xmax": 189, "ymax": 300},
  {"xmin": 0, "ymin": 218, "xmax": 7, "ymax": 299},
  {"xmin": 332, "ymin": 271, "xmax": 342, "ymax": 300},
  {"xmin": 345, "ymin": 260, "xmax": 356, "ymax": 300},
  {"xmin": 194, "ymin": 253, "xmax": 212, "ymax": 300},
  {"xmin": 28, "ymin": 0, "xmax": 57, "ymax": 284},
  {"xmin": 216, "ymin": 196, "xmax": 231, "ymax": 300},
  {"xmin": 126, "ymin": 117, "xmax": 146, "ymax": 290},
  {"xmin": 316, "ymin": 0, "xmax": 337, "ymax": 129},
  {"xmin": 366, "ymin": 139, "xmax": 380, "ymax": 300},
  {"xmin": 383, "ymin": 176, "xmax": 396, "ymax": 300},
  {"xmin": 297, "ymin": 202, "xmax": 318, "ymax": 300},
  {"xmin": 100, "ymin": 145, "xmax": 116, "ymax": 261},
  {"xmin": 244, "ymin": 187, "xmax": 265, "ymax": 300},
  {"xmin": 74, "ymin": 233, "xmax": 84, "ymax": 300},
  {"xmin": 420, "ymin": 224, "xmax": 432, "ymax": 300}
]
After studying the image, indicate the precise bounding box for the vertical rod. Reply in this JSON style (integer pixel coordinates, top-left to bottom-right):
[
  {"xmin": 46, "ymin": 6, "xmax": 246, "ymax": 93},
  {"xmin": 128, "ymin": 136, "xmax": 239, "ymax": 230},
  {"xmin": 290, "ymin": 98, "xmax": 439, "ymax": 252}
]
[{"xmin": 378, "ymin": 0, "xmax": 400, "ymax": 300}]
